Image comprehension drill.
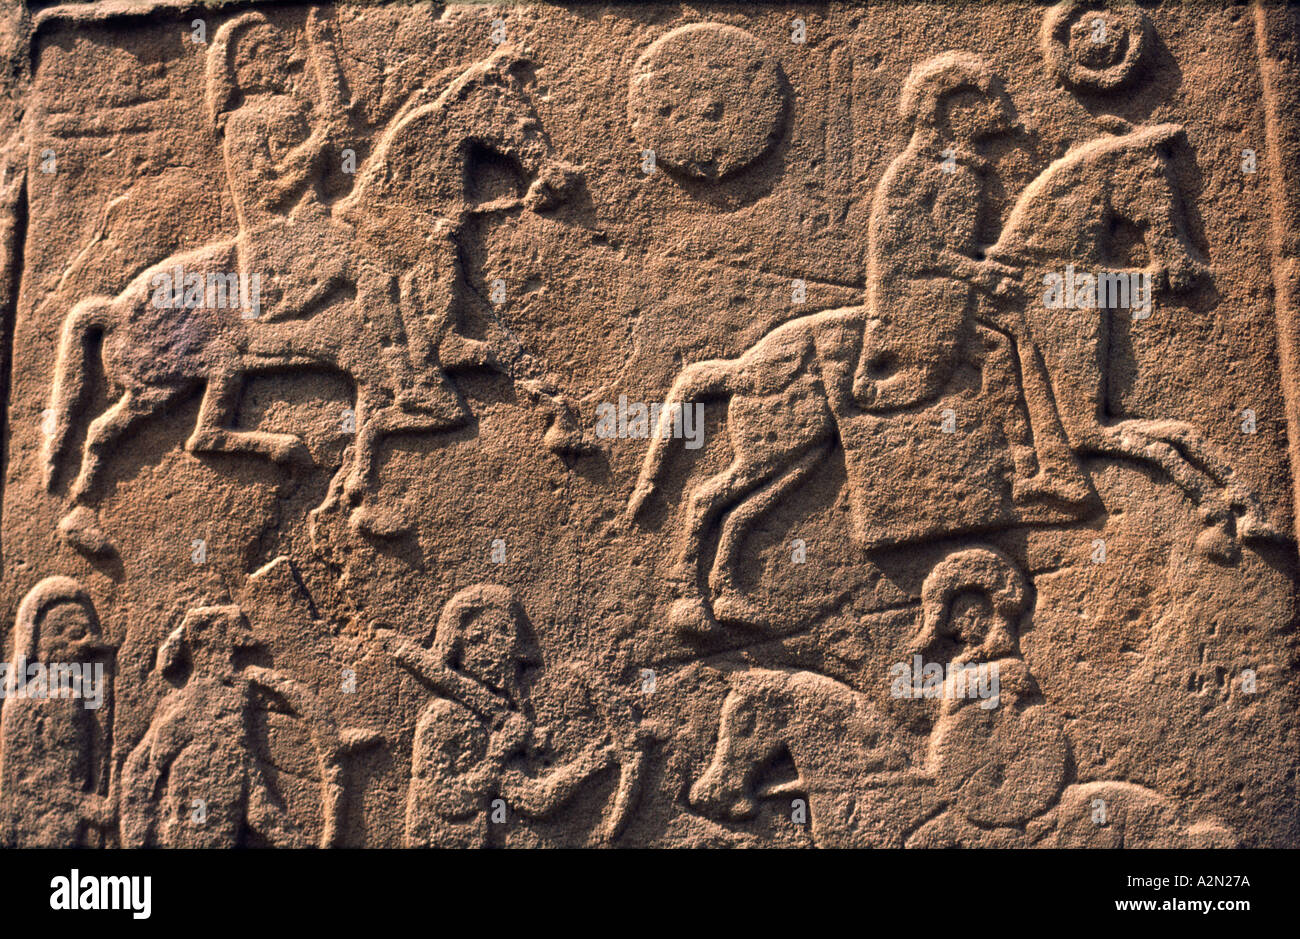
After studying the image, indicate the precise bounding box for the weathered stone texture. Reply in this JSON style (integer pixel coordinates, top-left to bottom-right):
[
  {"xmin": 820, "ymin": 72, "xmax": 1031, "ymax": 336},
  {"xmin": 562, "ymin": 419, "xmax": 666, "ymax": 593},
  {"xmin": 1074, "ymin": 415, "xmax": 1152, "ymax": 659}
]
[{"xmin": 0, "ymin": 0, "xmax": 1296, "ymax": 847}]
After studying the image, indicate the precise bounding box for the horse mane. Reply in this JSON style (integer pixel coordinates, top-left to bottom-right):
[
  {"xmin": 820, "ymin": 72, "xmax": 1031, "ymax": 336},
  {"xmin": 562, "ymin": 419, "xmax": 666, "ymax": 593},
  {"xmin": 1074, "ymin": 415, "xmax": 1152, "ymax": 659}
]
[
  {"xmin": 991, "ymin": 123, "xmax": 1185, "ymax": 261},
  {"xmin": 728, "ymin": 667, "xmax": 865, "ymax": 719},
  {"xmin": 335, "ymin": 48, "xmax": 530, "ymax": 225}
]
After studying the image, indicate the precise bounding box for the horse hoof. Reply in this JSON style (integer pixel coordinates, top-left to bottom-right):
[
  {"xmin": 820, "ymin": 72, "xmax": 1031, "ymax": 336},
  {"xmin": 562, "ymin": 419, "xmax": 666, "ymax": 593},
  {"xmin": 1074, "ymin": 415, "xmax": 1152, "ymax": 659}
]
[
  {"xmin": 1238, "ymin": 512, "xmax": 1284, "ymax": 543},
  {"xmin": 668, "ymin": 597, "xmax": 719, "ymax": 637},
  {"xmin": 711, "ymin": 592, "xmax": 762, "ymax": 627},
  {"xmin": 342, "ymin": 476, "xmax": 368, "ymax": 505},
  {"xmin": 339, "ymin": 727, "xmax": 385, "ymax": 753},
  {"xmin": 1172, "ymin": 259, "xmax": 1209, "ymax": 292},
  {"xmin": 543, "ymin": 422, "xmax": 590, "ymax": 456},
  {"xmin": 396, "ymin": 386, "xmax": 459, "ymax": 419},
  {"xmin": 276, "ymin": 439, "xmax": 313, "ymax": 465},
  {"xmin": 723, "ymin": 795, "xmax": 758, "ymax": 822},
  {"xmin": 58, "ymin": 506, "xmax": 114, "ymax": 557},
  {"xmin": 1195, "ymin": 524, "xmax": 1239, "ymax": 565},
  {"xmin": 349, "ymin": 505, "xmax": 410, "ymax": 539},
  {"xmin": 1223, "ymin": 486, "xmax": 1284, "ymax": 543}
]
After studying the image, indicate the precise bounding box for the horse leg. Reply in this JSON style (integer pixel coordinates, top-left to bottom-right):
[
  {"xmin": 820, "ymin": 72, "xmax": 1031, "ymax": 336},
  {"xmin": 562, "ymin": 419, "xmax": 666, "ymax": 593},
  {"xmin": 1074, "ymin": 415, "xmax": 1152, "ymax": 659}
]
[
  {"xmin": 1110, "ymin": 419, "xmax": 1232, "ymax": 483},
  {"xmin": 709, "ymin": 443, "xmax": 832, "ymax": 627},
  {"xmin": 342, "ymin": 388, "xmax": 464, "ymax": 538},
  {"xmin": 70, "ymin": 386, "xmax": 179, "ymax": 504},
  {"xmin": 1082, "ymin": 423, "xmax": 1215, "ymax": 502},
  {"xmin": 186, "ymin": 367, "xmax": 311, "ymax": 465},
  {"xmin": 1078, "ymin": 421, "xmax": 1265, "ymax": 559},
  {"xmin": 341, "ymin": 384, "xmax": 470, "ymax": 502},
  {"xmin": 627, "ymin": 359, "xmax": 738, "ymax": 522},
  {"xmin": 1108, "ymin": 418, "xmax": 1280, "ymax": 541},
  {"xmin": 343, "ymin": 387, "xmax": 386, "ymax": 505},
  {"xmin": 1018, "ymin": 296, "xmax": 1213, "ymax": 515},
  {"xmin": 668, "ymin": 453, "xmax": 789, "ymax": 635},
  {"xmin": 61, "ymin": 385, "xmax": 182, "ymax": 555},
  {"xmin": 976, "ymin": 319, "xmax": 1096, "ymax": 509},
  {"xmin": 1137, "ymin": 196, "xmax": 1206, "ymax": 291}
]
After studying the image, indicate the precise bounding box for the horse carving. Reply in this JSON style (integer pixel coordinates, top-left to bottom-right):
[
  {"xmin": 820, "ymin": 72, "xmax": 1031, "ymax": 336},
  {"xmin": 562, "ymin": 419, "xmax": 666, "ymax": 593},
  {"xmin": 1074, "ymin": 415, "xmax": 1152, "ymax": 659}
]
[
  {"xmin": 687, "ymin": 546, "xmax": 1235, "ymax": 847},
  {"xmin": 628, "ymin": 121, "xmax": 1276, "ymax": 635},
  {"xmin": 687, "ymin": 666, "xmax": 930, "ymax": 848},
  {"xmin": 41, "ymin": 39, "xmax": 579, "ymax": 553}
]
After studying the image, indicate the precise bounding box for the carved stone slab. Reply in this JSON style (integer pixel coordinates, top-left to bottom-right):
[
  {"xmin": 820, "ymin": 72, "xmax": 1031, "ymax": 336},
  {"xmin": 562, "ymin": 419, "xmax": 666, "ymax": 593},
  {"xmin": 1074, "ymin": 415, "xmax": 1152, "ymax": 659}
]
[{"xmin": 0, "ymin": 0, "xmax": 1297, "ymax": 848}]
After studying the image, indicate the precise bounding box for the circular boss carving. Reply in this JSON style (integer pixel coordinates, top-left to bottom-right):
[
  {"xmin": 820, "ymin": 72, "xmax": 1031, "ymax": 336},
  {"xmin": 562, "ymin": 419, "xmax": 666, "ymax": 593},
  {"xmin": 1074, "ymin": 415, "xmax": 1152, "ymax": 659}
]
[
  {"xmin": 1042, "ymin": 0, "xmax": 1152, "ymax": 92},
  {"xmin": 628, "ymin": 23, "xmax": 786, "ymax": 180}
]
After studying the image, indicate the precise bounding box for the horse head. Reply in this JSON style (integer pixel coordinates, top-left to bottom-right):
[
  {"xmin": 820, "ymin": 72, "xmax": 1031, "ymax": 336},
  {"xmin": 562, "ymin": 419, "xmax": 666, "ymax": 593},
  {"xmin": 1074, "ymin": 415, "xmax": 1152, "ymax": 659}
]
[
  {"xmin": 689, "ymin": 671, "xmax": 796, "ymax": 821},
  {"xmin": 444, "ymin": 46, "xmax": 583, "ymax": 215},
  {"xmin": 1099, "ymin": 123, "xmax": 1207, "ymax": 290},
  {"xmin": 689, "ymin": 669, "xmax": 906, "ymax": 823},
  {"xmin": 340, "ymin": 47, "xmax": 583, "ymax": 244},
  {"xmin": 988, "ymin": 122, "xmax": 1206, "ymax": 292}
]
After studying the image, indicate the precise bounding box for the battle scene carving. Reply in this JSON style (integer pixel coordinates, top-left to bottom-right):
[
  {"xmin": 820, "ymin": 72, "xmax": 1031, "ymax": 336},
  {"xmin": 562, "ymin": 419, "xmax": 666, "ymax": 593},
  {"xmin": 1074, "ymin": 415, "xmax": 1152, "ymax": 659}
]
[{"xmin": 0, "ymin": 0, "xmax": 1297, "ymax": 849}]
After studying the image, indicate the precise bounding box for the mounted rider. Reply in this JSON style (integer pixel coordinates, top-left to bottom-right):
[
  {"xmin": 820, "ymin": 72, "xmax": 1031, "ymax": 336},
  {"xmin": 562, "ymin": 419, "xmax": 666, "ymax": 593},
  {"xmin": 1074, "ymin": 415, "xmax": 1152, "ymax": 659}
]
[{"xmin": 852, "ymin": 52, "xmax": 1021, "ymax": 414}]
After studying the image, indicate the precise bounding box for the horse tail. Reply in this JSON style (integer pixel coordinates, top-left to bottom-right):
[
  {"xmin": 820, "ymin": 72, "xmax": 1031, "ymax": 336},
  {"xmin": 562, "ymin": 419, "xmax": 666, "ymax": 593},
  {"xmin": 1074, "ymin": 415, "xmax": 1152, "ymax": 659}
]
[
  {"xmin": 43, "ymin": 296, "xmax": 113, "ymax": 491},
  {"xmin": 626, "ymin": 360, "xmax": 736, "ymax": 521}
]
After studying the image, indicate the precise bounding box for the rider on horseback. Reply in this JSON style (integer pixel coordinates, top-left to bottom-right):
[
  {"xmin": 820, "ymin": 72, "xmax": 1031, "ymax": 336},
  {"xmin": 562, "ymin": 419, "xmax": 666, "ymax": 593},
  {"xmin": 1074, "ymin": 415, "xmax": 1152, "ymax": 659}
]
[
  {"xmin": 209, "ymin": 11, "xmax": 449, "ymax": 417},
  {"xmin": 852, "ymin": 52, "xmax": 1021, "ymax": 413}
]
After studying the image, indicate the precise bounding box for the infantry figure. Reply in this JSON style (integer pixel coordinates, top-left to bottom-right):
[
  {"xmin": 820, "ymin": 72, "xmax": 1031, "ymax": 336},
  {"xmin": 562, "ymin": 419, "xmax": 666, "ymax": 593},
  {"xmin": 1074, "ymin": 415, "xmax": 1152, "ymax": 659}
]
[
  {"xmin": 0, "ymin": 577, "xmax": 115, "ymax": 847},
  {"xmin": 378, "ymin": 585, "xmax": 615, "ymax": 847}
]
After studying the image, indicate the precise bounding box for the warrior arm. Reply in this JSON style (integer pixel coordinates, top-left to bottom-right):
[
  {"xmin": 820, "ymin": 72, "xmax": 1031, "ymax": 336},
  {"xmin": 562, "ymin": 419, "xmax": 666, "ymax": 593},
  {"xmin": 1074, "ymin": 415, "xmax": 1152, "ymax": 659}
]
[
  {"xmin": 223, "ymin": 113, "xmax": 327, "ymax": 213},
  {"xmin": 499, "ymin": 741, "xmax": 615, "ymax": 818},
  {"xmin": 265, "ymin": 123, "xmax": 333, "ymax": 203},
  {"xmin": 243, "ymin": 666, "xmax": 333, "ymax": 729},
  {"xmin": 376, "ymin": 630, "xmax": 508, "ymax": 722}
]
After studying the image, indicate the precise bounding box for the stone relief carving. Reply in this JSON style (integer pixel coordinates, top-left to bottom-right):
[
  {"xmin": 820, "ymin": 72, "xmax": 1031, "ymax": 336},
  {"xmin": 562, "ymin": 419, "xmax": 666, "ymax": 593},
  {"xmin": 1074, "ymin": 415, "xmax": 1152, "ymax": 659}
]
[
  {"xmin": 0, "ymin": 577, "xmax": 115, "ymax": 847},
  {"xmin": 0, "ymin": 0, "xmax": 1295, "ymax": 849}
]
